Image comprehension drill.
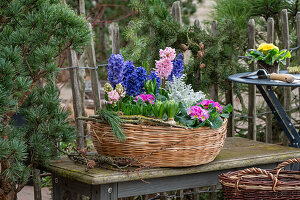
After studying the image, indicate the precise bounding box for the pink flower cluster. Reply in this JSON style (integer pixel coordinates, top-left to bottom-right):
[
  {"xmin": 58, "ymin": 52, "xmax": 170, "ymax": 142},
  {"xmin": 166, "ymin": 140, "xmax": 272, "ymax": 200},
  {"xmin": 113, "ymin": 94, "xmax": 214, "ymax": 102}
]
[
  {"xmin": 155, "ymin": 47, "xmax": 176, "ymax": 79},
  {"xmin": 107, "ymin": 90, "xmax": 120, "ymax": 105},
  {"xmin": 135, "ymin": 94, "xmax": 155, "ymax": 105},
  {"xmin": 197, "ymin": 100, "xmax": 223, "ymax": 113},
  {"xmin": 159, "ymin": 47, "xmax": 176, "ymax": 60},
  {"xmin": 187, "ymin": 106, "xmax": 209, "ymax": 122}
]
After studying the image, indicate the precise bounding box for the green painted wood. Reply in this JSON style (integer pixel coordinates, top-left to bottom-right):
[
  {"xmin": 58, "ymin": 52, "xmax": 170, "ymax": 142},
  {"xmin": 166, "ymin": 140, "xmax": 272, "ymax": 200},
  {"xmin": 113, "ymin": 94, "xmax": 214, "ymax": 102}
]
[
  {"xmin": 117, "ymin": 163, "xmax": 276, "ymax": 198},
  {"xmin": 47, "ymin": 137, "xmax": 300, "ymax": 185}
]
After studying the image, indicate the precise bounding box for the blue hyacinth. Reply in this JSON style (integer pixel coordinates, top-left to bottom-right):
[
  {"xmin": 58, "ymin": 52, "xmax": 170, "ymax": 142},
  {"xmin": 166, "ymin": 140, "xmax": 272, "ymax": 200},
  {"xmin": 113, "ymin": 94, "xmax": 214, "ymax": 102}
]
[
  {"xmin": 147, "ymin": 71, "xmax": 161, "ymax": 94},
  {"xmin": 135, "ymin": 66, "xmax": 148, "ymax": 91},
  {"xmin": 107, "ymin": 54, "xmax": 124, "ymax": 88},
  {"xmin": 124, "ymin": 72, "xmax": 140, "ymax": 96},
  {"xmin": 168, "ymin": 53, "xmax": 184, "ymax": 81},
  {"xmin": 121, "ymin": 61, "xmax": 135, "ymax": 86}
]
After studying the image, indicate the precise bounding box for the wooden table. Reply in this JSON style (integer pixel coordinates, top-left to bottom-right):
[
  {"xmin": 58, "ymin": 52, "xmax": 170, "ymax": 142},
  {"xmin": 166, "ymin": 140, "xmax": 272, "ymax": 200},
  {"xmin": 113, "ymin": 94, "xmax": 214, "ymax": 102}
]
[{"xmin": 48, "ymin": 137, "xmax": 300, "ymax": 200}]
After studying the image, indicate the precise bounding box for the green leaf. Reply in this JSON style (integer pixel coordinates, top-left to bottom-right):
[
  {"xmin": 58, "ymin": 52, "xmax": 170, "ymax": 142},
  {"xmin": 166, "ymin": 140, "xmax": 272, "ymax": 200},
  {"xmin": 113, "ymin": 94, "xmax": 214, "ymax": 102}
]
[
  {"xmin": 220, "ymin": 113, "xmax": 230, "ymax": 118},
  {"xmin": 210, "ymin": 116, "xmax": 223, "ymax": 129},
  {"xmin": 158, "ymin": 103, "xmax": 165, "ymax": 119},
  {"xmin": 224, "ymin": 104, "xmax": 232, "ymax": 112}
]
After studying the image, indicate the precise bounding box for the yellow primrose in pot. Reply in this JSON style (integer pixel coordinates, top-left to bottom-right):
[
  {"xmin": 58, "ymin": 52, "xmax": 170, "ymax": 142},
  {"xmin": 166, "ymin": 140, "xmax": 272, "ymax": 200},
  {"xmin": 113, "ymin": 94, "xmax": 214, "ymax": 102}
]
[{"xmin": 245, "ymin": 43, "xmax": 291, "ymax": 73}]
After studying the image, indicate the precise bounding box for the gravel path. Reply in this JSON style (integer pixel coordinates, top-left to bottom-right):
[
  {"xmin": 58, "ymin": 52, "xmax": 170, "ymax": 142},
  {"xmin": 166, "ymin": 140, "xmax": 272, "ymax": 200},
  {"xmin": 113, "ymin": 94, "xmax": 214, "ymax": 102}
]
[
  {"xmin": 18, "ymin": 186, "xmax": 51, "ymax": 200},
  {"xmin": 190, "ymin": 0, "xmax": 215, "ymax": 23}
]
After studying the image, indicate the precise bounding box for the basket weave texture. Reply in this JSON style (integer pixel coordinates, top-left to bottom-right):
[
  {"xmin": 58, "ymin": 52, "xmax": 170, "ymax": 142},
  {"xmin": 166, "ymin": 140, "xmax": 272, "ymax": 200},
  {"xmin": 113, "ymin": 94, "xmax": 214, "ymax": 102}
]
[
  {"xmin": 219, "ymin": 158, "xmax": 300, "ymax": 200},
  {"xmin": 90, "ymin": 119, "xmax": 227, "ymax": 167}
]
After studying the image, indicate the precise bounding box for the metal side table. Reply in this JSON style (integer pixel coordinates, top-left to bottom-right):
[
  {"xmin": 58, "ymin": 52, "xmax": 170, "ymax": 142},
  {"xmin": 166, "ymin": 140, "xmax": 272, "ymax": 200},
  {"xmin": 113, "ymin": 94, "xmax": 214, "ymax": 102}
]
[{"xmin": 229, "ymin": 70, "xmax": 300, "ymax": 148}]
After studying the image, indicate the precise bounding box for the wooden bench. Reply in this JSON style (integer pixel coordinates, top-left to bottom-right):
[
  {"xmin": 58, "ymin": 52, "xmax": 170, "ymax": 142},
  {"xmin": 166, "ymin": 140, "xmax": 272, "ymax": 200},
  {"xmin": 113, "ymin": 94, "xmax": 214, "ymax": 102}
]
[{"xmin": 48, "ymin": 137, "xmax": 300, "ymax": 200}]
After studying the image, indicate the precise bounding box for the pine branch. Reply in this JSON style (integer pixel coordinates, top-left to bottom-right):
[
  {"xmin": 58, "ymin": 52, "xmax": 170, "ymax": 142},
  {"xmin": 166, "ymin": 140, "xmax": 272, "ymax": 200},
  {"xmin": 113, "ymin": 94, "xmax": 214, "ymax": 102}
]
[{"xmin": 97, "ymin": 110, "xmax": 126, "ymax": 142}]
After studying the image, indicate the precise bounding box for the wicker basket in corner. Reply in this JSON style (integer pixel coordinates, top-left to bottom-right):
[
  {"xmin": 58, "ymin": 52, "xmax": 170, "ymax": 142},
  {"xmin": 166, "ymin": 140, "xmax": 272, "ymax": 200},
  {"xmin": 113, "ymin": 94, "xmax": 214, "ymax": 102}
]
[
  {"xmin": 90, "ymin": 119, "xmax": 227, "ymax": 167},
  {"xmin": 219, "ymin": 158, "xmax": 300, "ymax": 200}
]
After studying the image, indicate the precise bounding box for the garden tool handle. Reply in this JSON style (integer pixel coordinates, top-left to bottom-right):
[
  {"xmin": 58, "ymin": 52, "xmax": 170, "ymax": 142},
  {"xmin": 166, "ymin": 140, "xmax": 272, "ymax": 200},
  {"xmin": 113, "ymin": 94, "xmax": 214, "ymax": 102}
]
[
  {"xmin": 274, "ymin": 158, "xmax": 300, "ymax": 177},
  {"xmin": 235, "ymin": 167, "xmax": 278, "ymax": 192},
  {"xmin": 269, "ymin": 73, "xmax": 295, "ymax": 83}
]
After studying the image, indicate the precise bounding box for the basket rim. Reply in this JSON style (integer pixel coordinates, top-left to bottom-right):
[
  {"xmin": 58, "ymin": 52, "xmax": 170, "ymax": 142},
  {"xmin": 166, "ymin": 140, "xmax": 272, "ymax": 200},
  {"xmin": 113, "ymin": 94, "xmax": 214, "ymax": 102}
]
[
  {"xmin": 219, "ymin": 168, "xmax": 300, "ymax": 191},
  {"xmin": 83, "ymin": 115, "xmax": 228, "ymax": 130}
]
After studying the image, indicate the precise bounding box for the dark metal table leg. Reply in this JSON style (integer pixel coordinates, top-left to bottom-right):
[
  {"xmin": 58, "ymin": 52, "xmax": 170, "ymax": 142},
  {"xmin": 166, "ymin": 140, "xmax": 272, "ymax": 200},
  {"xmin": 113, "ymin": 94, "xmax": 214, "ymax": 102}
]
[{"xmin": 256, "ymin": 85, "xmax": 300, "ymax": 148}]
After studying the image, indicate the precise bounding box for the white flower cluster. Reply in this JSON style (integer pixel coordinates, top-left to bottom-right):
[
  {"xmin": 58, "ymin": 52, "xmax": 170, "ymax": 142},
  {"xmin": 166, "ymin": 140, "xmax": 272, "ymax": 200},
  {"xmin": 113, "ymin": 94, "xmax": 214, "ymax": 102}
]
[{"xmin": 166, "ymin": 75, "xmax": 206, "ymax": 107}]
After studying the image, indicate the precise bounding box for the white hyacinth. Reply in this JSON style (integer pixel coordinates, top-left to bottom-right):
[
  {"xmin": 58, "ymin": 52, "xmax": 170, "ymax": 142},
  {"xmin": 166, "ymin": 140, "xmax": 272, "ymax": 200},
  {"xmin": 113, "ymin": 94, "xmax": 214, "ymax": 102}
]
[{"xmin": 166, "ymin": 75, "xmax": 206, "ymax": 107}]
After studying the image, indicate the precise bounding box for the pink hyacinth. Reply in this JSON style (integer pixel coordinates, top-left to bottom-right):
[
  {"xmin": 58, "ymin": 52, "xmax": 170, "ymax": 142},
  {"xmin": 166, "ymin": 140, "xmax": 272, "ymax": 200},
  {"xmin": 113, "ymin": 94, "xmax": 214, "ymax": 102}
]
[
  {"xmin": 198, "ymin": 100, "xmax": 223, "ymax": 113},
  {"xmin": 187, "ymin": 106, "xmax": 209, "ymax": 122},
  {"xmin": 155, "ymin": 58, "xmax": 173, "ymax": 79},
  {"xmin": 107, "ymin": 90, "xmax": 120, "ymax": 105},
  {"xmin": 135, "ymin": 94, "xmax": 155, "ymax": 105},
  {"xmin": 155, "ymin": 47, "xmax": 177, "ymax": 79},
  {"xmin": 159, "ymin": 47, "xmax": 176, "ymax": 61}
]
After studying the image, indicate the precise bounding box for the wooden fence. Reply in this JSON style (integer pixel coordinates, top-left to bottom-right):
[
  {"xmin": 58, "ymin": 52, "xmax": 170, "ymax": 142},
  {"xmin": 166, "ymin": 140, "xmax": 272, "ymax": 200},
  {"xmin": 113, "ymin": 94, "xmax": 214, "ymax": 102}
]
[{"xmin": 64, "ymin": 3, "xmax": 300, "ymax": 200}]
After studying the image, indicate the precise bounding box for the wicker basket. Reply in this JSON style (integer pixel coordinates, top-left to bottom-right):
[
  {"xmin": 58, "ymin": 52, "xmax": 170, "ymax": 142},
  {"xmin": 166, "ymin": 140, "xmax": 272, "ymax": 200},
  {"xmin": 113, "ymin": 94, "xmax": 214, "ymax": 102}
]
[
  {"xmin": 219, "ymin": 158, "xmax": 300, "ymax": 200},
  {"xmin": 90, "ymin": 119, "xmax": 227, "ymax": 167}
]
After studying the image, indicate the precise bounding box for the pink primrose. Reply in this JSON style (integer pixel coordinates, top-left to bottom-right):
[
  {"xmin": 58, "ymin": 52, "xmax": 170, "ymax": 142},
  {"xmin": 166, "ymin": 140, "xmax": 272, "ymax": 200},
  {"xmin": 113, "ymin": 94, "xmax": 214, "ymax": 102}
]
[
  {"xmin": 187, "ymin": 106, "xmax": 209, "ymax": 122},
  {"xmin": 212, "ymin": 102, "xmax": 223, "ymax": 113},
  {"xmin": 135, "ymin": 94, "xmax": 155, "ymax": 105},
  {"xmin": 199, "ymin": 100, "xmax": 215, "ymax": 109},
  {"xmin": 198, "ymin": 100, "xmax": 223, "ymax": 113}
]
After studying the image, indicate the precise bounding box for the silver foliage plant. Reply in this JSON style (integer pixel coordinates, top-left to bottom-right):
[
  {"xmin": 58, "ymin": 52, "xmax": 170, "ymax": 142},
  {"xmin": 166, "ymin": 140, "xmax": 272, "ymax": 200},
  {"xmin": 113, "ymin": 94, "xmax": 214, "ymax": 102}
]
[{"xmin": 166, "ymin": 74, "xmax": 206, "ymax": 107}]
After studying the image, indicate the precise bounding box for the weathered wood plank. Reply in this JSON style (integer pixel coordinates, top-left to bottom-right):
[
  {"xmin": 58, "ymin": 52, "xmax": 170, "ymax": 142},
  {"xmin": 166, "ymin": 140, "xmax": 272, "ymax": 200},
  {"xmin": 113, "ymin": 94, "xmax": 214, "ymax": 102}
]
[
  {"xmin": 171, "ymin": 1, "xmax": 182, "ymax": 25},
  {"xmin": 208, "ymin": 185, "xmax": 217, "ymax": 200},
  {"xmin": 248, "ymin": 19, "xmax": 256, "ymax": 141},
  {"xmin": 110, "ymin": 23, "xmax": 120, "ymax": 54},
  {"xmin": 194, "ymin": 19, "xmax": 200, "ymax": 28},
  {"xmin": 267, "ymin": 17, "xmax": 274, "ymax": 43},
  {"xmin": 79, "ymin": 0, "xmax": 85, "ymax": 16},
  {"xmin": 225, "ymin": 80, "xmax": 234, "ymax": 137},
  {"xmin": 67, "ymin": 49, "xmax": 85, "ymax": 149},
  {"xmin": 77, "ymin": 0, "xmax": 88, "ymax": 146},
  {"xmin": 210, "ymin": 20, "xmax": 219, "ymax": 101},
  {"xmin": 297, "ymin": 12, "xmax": 300, "ymax": 116},
  {"xmin": 48, "ymin": 137, "xmax": 300, "ymax": 185},
  {"xmin": 192, "ymin": 187, "xmax": 200, "ymax": 200},
  {"xmin": 52, "ymin": 175, "xmax": 63, "ymax": 200},
  {"xmin": 281, "ymin": 9, "xmax": 291, "ymax": 146},
  {"xmin": 87, "ymin": 23, "xmax": 102, "ymax": 111},
  {"xmin": 177, "ymin": 190, "xmax": 183, "ymax": 200},
  {"xmin": 117, "ymin": 163, "xmax": 276, "ymax": 198},
  {"xmin": 97, "ymin": 183, "xmax": 118, "ymax": 200},
  {"xmin": 266, "ymin": 17, "xmax": 274, "ymax": 143},
  {"xmin": 33, "ymin": 168, "xmax": 42, "ymax": 200}
]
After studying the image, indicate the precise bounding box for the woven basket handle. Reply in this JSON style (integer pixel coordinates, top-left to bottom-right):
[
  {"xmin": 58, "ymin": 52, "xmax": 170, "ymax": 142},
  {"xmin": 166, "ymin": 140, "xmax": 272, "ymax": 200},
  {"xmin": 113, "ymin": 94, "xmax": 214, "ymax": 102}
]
[
  {"xmin": 274, "ymin": 158, "xmax": 300, "ymax": 177},
  {"xmin": 235, "ymin": 167, "xmax": 278, "ymax": 192}
]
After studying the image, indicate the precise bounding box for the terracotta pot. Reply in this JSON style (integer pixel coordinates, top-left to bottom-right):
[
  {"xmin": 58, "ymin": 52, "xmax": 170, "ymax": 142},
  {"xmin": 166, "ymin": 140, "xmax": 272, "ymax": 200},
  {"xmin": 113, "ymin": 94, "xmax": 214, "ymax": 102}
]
[{"xmin": 257, "ymin": 60, "xmax": 279, "ymax": 74}]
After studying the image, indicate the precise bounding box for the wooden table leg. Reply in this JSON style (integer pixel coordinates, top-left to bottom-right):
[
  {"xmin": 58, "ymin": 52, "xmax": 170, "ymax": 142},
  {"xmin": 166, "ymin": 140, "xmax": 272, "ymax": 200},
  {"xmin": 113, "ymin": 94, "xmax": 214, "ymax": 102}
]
[
  {"xmin": 52, "ymin": 175, "xmax": 63, "ymax": 200},
  {"xmin": 91, "ymin": 183, "xmax": 118, "ymax": 200}
]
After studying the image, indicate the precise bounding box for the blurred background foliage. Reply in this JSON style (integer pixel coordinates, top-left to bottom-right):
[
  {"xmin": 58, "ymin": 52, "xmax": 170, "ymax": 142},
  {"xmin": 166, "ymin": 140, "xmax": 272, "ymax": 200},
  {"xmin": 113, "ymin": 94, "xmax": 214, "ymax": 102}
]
[{"xmin": 64, "ymin": 0, "xmax": 300, "ymax": 141}]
